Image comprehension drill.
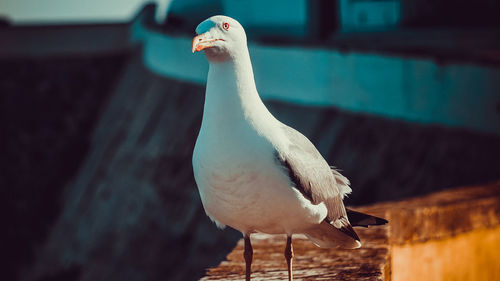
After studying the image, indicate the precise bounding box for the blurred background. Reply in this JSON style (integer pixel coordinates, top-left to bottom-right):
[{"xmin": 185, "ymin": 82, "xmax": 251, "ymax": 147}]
[{"xmin": 1, "ymin": 0, "xmax": 499, "ymax": 280}]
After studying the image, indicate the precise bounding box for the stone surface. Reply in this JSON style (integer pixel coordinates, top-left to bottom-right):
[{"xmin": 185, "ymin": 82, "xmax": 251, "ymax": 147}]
[
  {"xmin": 392, "ymin": 225, "xmax": 500, "ymax": 281},
  {"xmin": 202, "ymin": 226, "xmax": 390, "ymax": 281},
  {"xmin": 202, "ymin": 182, "xmax": 500, "ymax": 280},
  {"xmin": 387, "ymin": 181, "xmax": 500, "ymax": 281},
  {"xmin": 373, "ymin": 181, "xmax": 500, "ymax": 245}
]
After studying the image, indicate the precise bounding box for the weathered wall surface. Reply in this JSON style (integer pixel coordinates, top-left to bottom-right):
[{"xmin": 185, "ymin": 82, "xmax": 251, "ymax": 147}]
[
  {"xmin": 202, "ymin": 228, "xmax": 390, "ymax": 281},
  {"xmin": 0, "ymin": 53, "xmax": 129, "ymax": 281},
  {"xmin": 392, "ymin": 226, "xmax": 500, "ymax": 281},
  {"xmin": 385, "ymin": 182, "xmax": 500, "ymax": 281}
]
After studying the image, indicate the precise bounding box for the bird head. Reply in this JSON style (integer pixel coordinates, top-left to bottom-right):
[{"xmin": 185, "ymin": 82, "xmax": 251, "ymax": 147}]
[{"xmin": 192, "ymin": 15, "xmax": 247, "ymax": 62}]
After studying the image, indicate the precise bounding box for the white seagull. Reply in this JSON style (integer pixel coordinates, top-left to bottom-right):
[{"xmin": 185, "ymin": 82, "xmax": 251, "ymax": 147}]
[{"xmin": 191, "ymin": 15, "xmax": 387, "ymax": 281}]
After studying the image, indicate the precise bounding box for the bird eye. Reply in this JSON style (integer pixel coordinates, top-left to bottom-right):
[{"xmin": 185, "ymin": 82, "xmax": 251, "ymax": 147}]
[{"xmin": 222, "ymin": 22, "xmax": 230, "ymax": 30}]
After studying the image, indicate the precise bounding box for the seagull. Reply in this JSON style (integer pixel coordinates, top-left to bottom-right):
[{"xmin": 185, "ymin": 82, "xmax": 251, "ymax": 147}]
[{"xmin": 191, "ymin": 15, "xmax": 387, "ymax": 281}]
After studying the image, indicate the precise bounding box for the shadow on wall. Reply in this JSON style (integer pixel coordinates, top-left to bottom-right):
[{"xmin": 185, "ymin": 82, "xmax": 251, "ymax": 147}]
[{"xmin": 0, "ymin": 54, "xmax": 128, "ymax": 281}]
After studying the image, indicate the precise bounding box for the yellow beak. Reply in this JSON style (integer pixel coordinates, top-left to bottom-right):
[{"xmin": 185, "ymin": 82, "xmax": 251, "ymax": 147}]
[{"xmin": 192, "ymin": 33, "xmax": 223, "ymax": 53}]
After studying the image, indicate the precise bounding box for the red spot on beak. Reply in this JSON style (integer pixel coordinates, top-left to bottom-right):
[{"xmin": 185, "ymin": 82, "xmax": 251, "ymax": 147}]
[
  {"xmin": 192, "ymin": 34, "xmax": 211, "ymax": 53},
  {"xmin": 195, "ymin": 44, "xmax": 204, "ymax": 52}
]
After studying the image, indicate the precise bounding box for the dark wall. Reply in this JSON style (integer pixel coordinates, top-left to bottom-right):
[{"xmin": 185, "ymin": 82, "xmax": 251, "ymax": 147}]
[
  {"xmin": 401, "ymin": 0, "xmax": 500, "ymax": 27},
  {"xmin": 0, "ymin": 53, "xmax": 128, "ymax": 281}
]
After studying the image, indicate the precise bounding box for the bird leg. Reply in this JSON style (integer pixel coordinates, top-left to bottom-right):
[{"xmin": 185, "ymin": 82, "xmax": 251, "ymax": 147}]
[
  {"xmin": 244, "ymin": 235, "xmax": 253, "ymax": 281},
  {"xmin": 285, "ymin": 235, "xmax": 294, "ymax": 281}
]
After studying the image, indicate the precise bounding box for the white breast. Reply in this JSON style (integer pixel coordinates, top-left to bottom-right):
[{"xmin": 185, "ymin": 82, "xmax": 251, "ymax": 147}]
[{"xmin": 192, "ymin": 121, "xmax": 327, "ymax": 235}]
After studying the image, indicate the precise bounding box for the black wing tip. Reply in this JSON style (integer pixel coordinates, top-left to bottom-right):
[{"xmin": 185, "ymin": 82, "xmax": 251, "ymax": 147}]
[
  {"xmin": 339, "ymin": 224, "xmax": 361, "ymax": 242},
  {"xmin": 346, "ymin": 208, "xmax": 388, "ymax": 227},
  {"xmin": 376, "ymin": 217, "xmax": 389, "ymax": 225},
  {"xmin": 363, "ymin": 216, "xmax": 388, "ymax": 226}
]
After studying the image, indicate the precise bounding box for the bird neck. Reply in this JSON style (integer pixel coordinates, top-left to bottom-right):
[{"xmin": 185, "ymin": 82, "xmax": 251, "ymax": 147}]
[{"xmin": 204, "ymin": 51, "xmax": 270, "ymax": 127}]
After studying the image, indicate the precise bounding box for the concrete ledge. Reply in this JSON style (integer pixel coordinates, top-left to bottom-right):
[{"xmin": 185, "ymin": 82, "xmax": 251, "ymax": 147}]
[
  {"xmin": 386, "ymin": 182, "xmax": 500, "ymax": 281},
  {"xmin": 392, "ymin": 225, "xmax": 500, "ymax": 281},
  {"xmin": 383, "ymin": 182, "xmax": 500, "ymax": 245},
  {"xmin": 202, "ymin": 182, "xmax": 500, "ymax": 280},
  {"xmin": 202, "ymin": 227, "xmax": 390, "ymax": 281},
  {"xmin": 202, "ymin": 207, "xmax": 390, "ymax": 281}
]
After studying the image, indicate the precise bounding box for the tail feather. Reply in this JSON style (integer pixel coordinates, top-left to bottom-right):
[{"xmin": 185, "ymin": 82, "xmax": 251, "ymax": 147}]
[
  {"xmin": 304, "ymin": 210, "xmax": 387, "ymax": 249},
  {"xmin": 346, "ymin": 208, "xmax": 388, "ymax": 227},
  {"xmin": 303, "ymin": 220, "xmax": 361, "ymax": 249}
]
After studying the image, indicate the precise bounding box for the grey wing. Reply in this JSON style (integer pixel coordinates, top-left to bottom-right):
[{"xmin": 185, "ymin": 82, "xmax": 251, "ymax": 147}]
[
  {"xmin": 330, "ymin": 167, "xmax": 352, "ymax": 198},
  {"xmin": 275, "ymin": 124, "xmax": 350, "ymax": 225}
]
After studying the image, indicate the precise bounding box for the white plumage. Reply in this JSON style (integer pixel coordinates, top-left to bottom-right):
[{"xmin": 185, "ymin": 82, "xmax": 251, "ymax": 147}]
[{"xmin": 191, "ymin": 15, "xmax": 386, "ymax": 280}]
